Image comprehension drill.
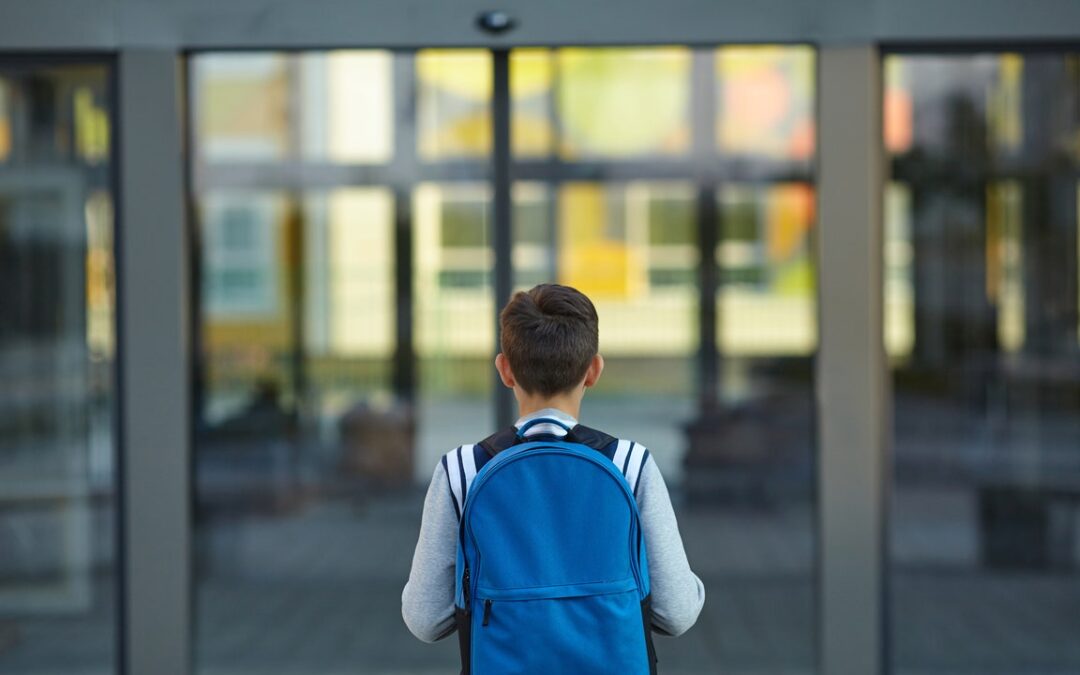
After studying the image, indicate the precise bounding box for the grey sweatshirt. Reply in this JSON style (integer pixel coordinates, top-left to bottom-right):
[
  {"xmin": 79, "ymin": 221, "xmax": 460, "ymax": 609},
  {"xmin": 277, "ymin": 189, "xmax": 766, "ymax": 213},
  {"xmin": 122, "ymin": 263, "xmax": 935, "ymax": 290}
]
[{"xmin": 401, "ymin": 408, "xmax": 706, "ymax": 643}]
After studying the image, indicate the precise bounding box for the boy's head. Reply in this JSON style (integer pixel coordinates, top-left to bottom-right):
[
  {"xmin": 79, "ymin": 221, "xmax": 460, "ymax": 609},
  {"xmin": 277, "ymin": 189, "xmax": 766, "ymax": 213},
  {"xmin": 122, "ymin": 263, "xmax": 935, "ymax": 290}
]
[{"xmin": 496, "ymin": 284, "xmax": 602, "ymax": 399}]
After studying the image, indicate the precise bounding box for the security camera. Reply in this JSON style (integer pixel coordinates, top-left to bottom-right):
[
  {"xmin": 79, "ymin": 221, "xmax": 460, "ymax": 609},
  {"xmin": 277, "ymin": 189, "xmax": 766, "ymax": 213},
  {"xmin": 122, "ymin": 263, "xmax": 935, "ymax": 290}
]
[{"xmin": 476, "ymin": 10, "xmax": 517, "ymax": 35}]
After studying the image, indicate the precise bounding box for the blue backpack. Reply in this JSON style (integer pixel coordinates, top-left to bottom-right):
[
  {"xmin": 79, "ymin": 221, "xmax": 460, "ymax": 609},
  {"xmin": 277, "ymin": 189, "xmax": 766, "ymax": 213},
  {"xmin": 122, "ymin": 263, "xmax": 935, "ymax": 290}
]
[{"xmin": 443, "ymin": 417, "xmax": 658, "ymax": 674}]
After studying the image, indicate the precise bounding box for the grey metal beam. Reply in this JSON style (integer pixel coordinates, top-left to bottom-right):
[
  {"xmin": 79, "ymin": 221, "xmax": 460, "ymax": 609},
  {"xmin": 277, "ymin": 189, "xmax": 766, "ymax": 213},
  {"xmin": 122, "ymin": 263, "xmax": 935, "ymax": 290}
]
[
  {"xmin": 816, "ymin": 44, "xmax": 888, "ymax": 675},
  {"xmin": 3, "ymin": 0, "xmax": 1080, "ymax": 51},
  {"xmin": 118, "ymin": 49, "xmax": 191, "ymax": 675}
]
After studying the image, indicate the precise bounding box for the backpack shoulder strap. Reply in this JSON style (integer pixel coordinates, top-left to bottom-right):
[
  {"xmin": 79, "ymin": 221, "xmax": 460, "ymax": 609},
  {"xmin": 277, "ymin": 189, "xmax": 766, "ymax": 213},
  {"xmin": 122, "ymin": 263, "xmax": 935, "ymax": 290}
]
[
  {"xmin": 444, "ymin": 426, "xmax": 522, "ymax": 517},
  {"xmin": 477, "ymin": 427, "xmax": 520, "ymax": 458},
  {"xmin": 451, "ymin": 423, "xmax": 649, "ymax": 515},
  {"xmin": 567, "ymin": 424, "xmax": 650, "ymax": 496},
  {"xmin": 565, "ymin": 423, "xmax": 616, "ymax": 453}
]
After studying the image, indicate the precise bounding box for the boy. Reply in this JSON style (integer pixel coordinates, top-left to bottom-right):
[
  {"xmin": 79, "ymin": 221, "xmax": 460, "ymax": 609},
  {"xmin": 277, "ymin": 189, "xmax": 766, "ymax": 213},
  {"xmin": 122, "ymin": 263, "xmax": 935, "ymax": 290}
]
[{"xmin": 402, "ymin": 283, "xmax": 705, "ymax": 650}]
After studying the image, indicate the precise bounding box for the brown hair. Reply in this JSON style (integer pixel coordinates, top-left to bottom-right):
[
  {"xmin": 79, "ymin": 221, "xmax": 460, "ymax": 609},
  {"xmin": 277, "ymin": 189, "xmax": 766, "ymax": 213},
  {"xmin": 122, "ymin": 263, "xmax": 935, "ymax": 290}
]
[{"xmin": 499, "ymin": 284, "xmax": 599, "ymax": 397}]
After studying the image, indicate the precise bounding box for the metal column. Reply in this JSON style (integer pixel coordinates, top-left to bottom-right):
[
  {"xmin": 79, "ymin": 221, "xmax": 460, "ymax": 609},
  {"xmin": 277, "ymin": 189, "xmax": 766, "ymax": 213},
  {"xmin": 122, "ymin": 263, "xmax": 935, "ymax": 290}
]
[
  {"xmin": 117, "ymin": 49, "xmax": 191, "ymax": 675},
  {"xmin": 816, "ymin": 44, "xmax": 889, "ymax": 675}
]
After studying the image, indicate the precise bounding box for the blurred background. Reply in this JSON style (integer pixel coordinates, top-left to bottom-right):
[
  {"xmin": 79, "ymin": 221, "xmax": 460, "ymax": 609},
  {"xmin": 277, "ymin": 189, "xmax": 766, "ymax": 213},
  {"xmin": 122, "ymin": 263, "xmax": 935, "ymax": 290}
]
[{"xmin": 1, "ymin": 4, "xmax": 1079, "ymax": 675}]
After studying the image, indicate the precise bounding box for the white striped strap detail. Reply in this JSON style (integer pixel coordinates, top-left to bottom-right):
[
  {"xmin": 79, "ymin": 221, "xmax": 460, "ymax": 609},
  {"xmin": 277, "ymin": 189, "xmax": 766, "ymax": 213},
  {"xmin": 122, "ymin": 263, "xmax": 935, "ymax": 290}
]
[
  {"xmin": 612, "ymin": 439, "xmax": 649, "ymax": 495},
  {"xmin": 444, "ymin": 444, "xmax": 478, "ymax": 516}
]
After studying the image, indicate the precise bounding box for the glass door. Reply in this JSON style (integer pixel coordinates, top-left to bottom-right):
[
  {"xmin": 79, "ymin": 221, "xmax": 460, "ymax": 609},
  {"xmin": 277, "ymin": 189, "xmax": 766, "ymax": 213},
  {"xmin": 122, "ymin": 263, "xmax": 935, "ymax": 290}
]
[{"xmin": 189, "ymin": 44, "xmax": 819, "ymax": 675}]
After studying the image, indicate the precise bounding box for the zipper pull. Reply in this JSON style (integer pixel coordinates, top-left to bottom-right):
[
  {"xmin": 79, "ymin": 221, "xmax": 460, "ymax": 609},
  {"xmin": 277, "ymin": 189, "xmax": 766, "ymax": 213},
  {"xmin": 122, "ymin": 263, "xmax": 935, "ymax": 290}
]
[{"xmin": 482, "ymin": 599, "xmax": 492, "ymax": 626}]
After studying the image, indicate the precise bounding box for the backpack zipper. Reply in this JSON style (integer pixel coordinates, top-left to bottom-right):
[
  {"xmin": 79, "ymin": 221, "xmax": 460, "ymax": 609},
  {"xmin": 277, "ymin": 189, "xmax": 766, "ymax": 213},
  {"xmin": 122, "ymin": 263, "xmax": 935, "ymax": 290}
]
[{"xmin": 481, "ymin": 599, "xmax": 492, "ymax": 626}]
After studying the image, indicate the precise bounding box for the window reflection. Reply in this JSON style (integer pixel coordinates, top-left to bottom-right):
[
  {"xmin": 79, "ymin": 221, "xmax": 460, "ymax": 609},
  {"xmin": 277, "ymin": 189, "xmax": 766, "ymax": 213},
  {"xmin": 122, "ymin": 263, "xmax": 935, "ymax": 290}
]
[
  {"xmin": 512, "ymin": 46, "xmax": 818, "ymax": 674},
  {"xmin": 413, "ymin": 182, "xmax": 494, "ymax": 471},
  {"xmin": 0, "ymin": 62, "xmax": 117, "ymax": 675},
  {"xmin": 195, "ymin": 55, "xmax": 290, "ymax": 162},
  {"xmin": 416, "ymin": 50, "xmax": 491, "ymax": 160},
  {"xmin": 886, "ymin": 52, "xmax": 1080, "ymax": 675},
  {"xmin": 716, "ymin": 46, "xmax": 815, "ymax": 161},
  {"xmin": 718, "ymin": 183, "xmax": 816, "ymax": 356},
  {"xmin": 190, "ymin": 45, "xmax": 816, "ymax": 675}
]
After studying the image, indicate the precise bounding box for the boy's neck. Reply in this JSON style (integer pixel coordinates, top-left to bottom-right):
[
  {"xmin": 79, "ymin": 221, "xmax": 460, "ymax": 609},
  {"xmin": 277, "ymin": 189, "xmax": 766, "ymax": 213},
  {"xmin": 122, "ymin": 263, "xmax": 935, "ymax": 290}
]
[{"xmin": 515, "ymin": 391, "xmax": 583, "ymax": 422}]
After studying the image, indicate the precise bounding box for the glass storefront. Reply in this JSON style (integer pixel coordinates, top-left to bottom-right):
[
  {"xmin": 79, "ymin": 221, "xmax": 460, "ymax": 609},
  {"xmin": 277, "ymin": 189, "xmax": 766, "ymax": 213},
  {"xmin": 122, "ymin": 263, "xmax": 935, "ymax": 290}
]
[
  {"xmin": 0, "ymin": 60, "xmax": 117, "ymax": 674},
  {"xmin": 190, "ymin": 45, "xmax": 819, "ymax": 674},
  {"xmin": 885, "ymin": 52, "xmax": 1080, "ymax": 674}
]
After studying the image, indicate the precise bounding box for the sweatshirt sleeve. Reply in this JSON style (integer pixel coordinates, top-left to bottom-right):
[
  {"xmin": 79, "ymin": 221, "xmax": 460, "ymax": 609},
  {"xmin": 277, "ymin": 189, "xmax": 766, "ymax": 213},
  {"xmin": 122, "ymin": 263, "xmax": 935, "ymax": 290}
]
[
  {"xmin": 401, "ymin": 462, "xmax": 459, "ymax": 643},
  {"xmin": 636, "ymin": 456, "xmax": 706, "ymax": 637}
]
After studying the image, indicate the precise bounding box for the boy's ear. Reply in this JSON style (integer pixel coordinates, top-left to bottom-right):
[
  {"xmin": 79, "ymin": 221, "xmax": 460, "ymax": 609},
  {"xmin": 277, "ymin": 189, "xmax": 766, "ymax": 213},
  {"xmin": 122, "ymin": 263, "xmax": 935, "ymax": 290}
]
[
  {"xmin": 494, "ymin": 353, "xmax": 516, "ymax": 389},
  {"xmin": 582, "ymin": 353, "xmax": 604, "ymax": 388}
]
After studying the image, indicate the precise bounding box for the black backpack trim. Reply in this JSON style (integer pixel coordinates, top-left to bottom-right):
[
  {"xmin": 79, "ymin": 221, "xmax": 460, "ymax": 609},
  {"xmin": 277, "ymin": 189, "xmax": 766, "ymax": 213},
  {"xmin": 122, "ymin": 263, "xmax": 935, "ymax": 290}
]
[{"xmin": 476, "ymin": 423, "xmax": 617, "ymax": 458}]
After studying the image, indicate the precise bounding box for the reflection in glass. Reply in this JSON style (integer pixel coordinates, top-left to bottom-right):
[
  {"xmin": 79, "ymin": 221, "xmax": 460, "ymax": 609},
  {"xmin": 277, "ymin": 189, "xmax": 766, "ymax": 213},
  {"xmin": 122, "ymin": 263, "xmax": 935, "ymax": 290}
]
[
  {"xmin": 299, "ymin": 52, "xmax": 393, "ymax": 164},
  {"xmin": 0, "ymin": 62, "xmax": 117, "ymax": 675},
  {"xmin": 716, "ymin": 47, "xmax": 815, "ymax": 161},
  {"xmin": 190, "ymin": 45, "xmax": 815, "ymax": 674},
  {"xmin": 718, "ymin": 183, "xmax": 816, "ymax": 357},
  {"xmin": 195, "ymin": 52, "xmax": 395, "ymax": 165},
  {"xmin": 512, "ymin": 48, "xmax": 692, "ymax": 159},
  {"xmin": 513, "ymin": 46, "xmax": 818, "ymax": 674},
  {"xmin": 413, "ymin": 182, "xmax": 494, "ymax": 471},
  {"xmin": 194, "ymin": 54, "xmax": 290, "ymax": 162},
  {"xmin": 416, "ymin": 50, "xmax": 492, "ymax": 160},
  {"xmin": 191, "ymin": 50, "xmax": 487, "ymax": 674},
  {"xmin": 886, "ymin": 52, "xmax": 1080, "ymax": 674}
]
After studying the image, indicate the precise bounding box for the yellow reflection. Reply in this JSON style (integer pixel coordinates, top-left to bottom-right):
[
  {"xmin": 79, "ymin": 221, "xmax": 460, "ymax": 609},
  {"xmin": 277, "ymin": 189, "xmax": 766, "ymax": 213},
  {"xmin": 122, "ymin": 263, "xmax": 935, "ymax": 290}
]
[
  {"xmin": 987, "ymin": 54, "xmax": 1023, "ymax": 155},
  {"xmin": 716, "ymin": 46, "xmax": 814, "ymax": 160},
  {"xmin": 986, "ymin": 181, "xmax": 1024, "ymax": 352},
  {"xmin": 555, "ymin": 182, "xmax": 697, "ymax": 358},
  {"xmin": 557, "ymin": 48, "xmax": 691, "ymax": 158},
  {"xmin": 416, "ymin": 50, "xmax": 492, "ymax": 159},
  {"xmin": 74, "ymin": 86, "xmax": 109, "ymax": 164},
  {"xmin": 558, "ymin": 183, "xmax": 640, "ymax": 298},
  {"xmin": 512, "ymin": 49, "xmax": 555, "ymax": 157},
  {"xmin": 0, "ymin": 80, "xmax": 11, "ymax": 161},
  {"xmin": 86, "ymin": 191, "xmax": 115, "ymax": 358}
]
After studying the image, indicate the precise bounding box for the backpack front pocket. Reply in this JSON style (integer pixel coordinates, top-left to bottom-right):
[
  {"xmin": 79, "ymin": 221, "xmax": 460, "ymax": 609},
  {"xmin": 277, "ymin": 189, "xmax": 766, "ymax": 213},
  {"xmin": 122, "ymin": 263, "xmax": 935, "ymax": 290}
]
[{"xmin": 471, "ymin": 581, "xmax": 650, "ymax": 675}]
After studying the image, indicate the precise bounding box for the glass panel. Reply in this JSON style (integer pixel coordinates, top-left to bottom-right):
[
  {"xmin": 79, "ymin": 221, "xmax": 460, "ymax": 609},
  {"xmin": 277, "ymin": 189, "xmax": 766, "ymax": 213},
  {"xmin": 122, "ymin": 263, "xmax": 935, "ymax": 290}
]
[
  {"xmin": 716, "ymin": 46, "xmax": 815, "ymax": 161},
  {"xmin": 191, "ymin": 49, "xmax": 488, "ymax": 674},
  {"xmin": 0, "ymin": 62, "xmax": 117, "ymax": 674},
  {"xmin": 705, "ymin": 180, "xmax": 817, "ymax": 672},
  {"xmin": 195, "ymin": 51, "xmax": 395, "ymax": 164},
  {"xmin": 512, "ymin": 47, "xmax": 693, "ymax": 159},
  {"xmin": 511, "ymin": 45, "xmax": 818, "ymax": 675},
  {"xmin": 413, "ymin": 182, "xmax": 494, "ymax": 470},
  {"xmin": 416, "ymin": 50, "xmax": 492, "ymax": 160},
  {"xmin": 718, "ymin": 182, "xmax": 817, "ymax": 357},
  {"xmin": 194, "ymin": 54, "xmax": 291, "ymax": 163},
  {"xmin": 886, "ymin": 52, "xmax": 1080, "ymax": 674},
  {"xmin": 298, "ymin": 52, "xmax": 394, "ymax": 164}
]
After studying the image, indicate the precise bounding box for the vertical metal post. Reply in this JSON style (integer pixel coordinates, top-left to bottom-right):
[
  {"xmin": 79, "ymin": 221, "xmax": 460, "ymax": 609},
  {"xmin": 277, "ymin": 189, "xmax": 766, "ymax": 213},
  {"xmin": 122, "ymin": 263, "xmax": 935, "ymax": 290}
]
[
  {"xmin": 492, "ymin": 49, "xmax": 515, "ymax": 429},
  {"xmin": 117, "ymin": 49, "xmax": 191, "ymax": 675},
  {"xmin": 816, "ymin": 45, "xmax": 888, "ymax": 675},
  {"xmin": 691, "ymin": 50, "xmax": 720, "ymax": 414},
  {"xmin": 392, "ymin": 53, "xmax": 417, "ymax": 404}
]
